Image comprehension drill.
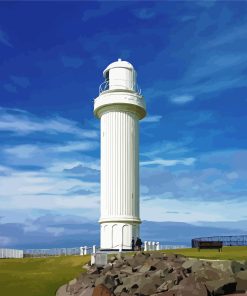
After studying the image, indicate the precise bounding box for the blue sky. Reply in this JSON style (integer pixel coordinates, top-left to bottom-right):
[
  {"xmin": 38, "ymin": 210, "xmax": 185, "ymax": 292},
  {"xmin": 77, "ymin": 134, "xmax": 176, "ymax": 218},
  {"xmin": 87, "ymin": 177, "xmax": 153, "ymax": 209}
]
[{"xmin": 0, "ymin": 1, "xmax": 247, "ymax": 247}]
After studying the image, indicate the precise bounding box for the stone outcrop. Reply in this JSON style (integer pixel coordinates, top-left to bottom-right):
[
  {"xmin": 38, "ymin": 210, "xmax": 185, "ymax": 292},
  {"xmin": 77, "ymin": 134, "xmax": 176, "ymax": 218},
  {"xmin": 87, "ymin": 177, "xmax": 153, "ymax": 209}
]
[{"xmin": 56, "ymin": 252, "xmax": 247, "ymax": 296}]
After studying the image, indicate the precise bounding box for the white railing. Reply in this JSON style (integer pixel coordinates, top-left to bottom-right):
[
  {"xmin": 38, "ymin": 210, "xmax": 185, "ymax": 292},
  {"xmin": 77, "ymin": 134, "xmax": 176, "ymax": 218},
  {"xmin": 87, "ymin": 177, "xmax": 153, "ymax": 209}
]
[
  {"xmin": 0, "ymin": 248, "xmax": 23, "ymax": 258},
  {"xmin": 160, "ymin": 244, "xmax": 189, "ymax": 250},
  {"xmin": 0, "ymin": 244, "xmax": 189, "ymax": 259},
  {"xmin": 99, "ymin": 79, "xmax": 142, "ymax": 95}
]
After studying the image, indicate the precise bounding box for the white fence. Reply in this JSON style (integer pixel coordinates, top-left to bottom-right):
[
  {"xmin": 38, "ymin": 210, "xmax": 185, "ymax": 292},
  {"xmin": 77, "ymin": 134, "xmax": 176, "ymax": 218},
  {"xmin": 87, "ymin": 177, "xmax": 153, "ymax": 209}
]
[
  {"xmin": 0, "ymin": 248, "xmax": 23, "ymax": 258},
  {"xmin": 160, "ymin": 244, "xmax": 189, "ymax": 250},
  {"xmin": 23, "ymin": 246, "xmax": 98, "ymax": 257},
  {"xmin": 0, "ymin": 244, "xmax": 189, "ymax": 259}
]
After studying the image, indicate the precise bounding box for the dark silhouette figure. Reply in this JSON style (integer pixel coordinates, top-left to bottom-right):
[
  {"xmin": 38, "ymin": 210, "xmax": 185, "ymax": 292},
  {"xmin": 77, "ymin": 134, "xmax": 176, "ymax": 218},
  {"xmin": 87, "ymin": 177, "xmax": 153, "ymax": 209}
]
[
  {"xmin": 135, "ymin": 237, "xmax": 142, "ymax": 251},
  {"xmin": 131, "ymin": 237, "xmax": 135, "ymax": 251}
]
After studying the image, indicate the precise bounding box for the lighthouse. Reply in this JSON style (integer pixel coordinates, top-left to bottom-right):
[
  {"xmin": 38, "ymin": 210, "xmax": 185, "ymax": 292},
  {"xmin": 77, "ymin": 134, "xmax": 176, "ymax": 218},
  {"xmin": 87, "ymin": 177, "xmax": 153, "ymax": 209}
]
[{"xmin": 94, "ymin": 59, "xmax": 146, "ymax": 250}]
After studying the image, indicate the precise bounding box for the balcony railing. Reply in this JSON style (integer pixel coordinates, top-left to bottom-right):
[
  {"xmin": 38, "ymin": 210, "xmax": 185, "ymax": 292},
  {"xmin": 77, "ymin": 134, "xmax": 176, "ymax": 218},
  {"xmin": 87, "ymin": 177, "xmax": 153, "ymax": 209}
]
[{"xmin": 99, "ymin": 79, "xmax": 142, "ymax": 96}]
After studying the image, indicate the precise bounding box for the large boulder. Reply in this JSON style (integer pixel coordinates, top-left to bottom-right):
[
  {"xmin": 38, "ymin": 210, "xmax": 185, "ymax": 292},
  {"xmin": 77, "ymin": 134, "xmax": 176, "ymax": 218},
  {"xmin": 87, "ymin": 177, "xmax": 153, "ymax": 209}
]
[
  {"xmin": 231, "ymin": 261, "xmax": 246, "ymax": 274},
  {"xmin": 56, "ymin": 284, "xmax": 70, "ymax": 296},
  {"xmin": 205, "ymin": 277, "xmax": 237, "ymax": 295},
  {"xmin": 92, "ymin": 284, "xmax": 112, "ymax": 296},
  {"xmin": 211, "ymin": 260, "xmax": 234, "ymax": 275},
  {"xmin": 236, "ymin": 270, "xmax": 247, "ymax": 292},
  {"xmin": 162, "ymin": 274, "xmax": 208, "ymax": 296}
]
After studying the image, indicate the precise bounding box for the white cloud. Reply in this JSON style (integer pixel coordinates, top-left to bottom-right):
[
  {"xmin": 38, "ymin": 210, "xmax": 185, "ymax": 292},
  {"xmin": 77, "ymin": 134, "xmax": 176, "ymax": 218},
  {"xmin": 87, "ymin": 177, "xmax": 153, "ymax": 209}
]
[
  {"xmin": 0, "ymin": 107, "xmax": 98, "ymax": 138},
  {"xmin": 53, "ymin": 141, "xmax": 98, "ymax": 152},
  {"xmin": 45, "ymin": 226, "xmax": 64, "ymax": 237},
  {"xmin": 141, "ymin": 197, "xmax": 247, "ymax": 223},
  {"xmin": 0, "ymin": 194, "xmax": 99, "ymax": 210},
  {"xmin": 0, "ymin": 236, "xmax": 13, "ymax": 246},
  {"xmin": 3, "ymin": 141, "xmax": 99, "ymax": 159},
  {"xmin": 206, "ymin": 23, "xmax": 247, "ymax": 48},
  {"xmin": 170, "ymin": 95, "xmax": 195, "ymax": 104},
  {"xmin": 141, "ymin": 115, "xmax": 162, "ymax": 123},
  {"xmin": 141, "ymin": 157, "xmax": 195, "ymax": 167},
  {"xmin": 48, "ymin": 160, "xmax": 100, "ymax": 172},
  {"xmin": 4, "ymin": 145, "xmax": 40, "ymax": 158},
  {"xmin": 226, "ymin": 172, "xmax": 239, "ymax": 180},
  {"xmin": 0, "ymin": 169, "xmax": 99, "ymax": 198}
]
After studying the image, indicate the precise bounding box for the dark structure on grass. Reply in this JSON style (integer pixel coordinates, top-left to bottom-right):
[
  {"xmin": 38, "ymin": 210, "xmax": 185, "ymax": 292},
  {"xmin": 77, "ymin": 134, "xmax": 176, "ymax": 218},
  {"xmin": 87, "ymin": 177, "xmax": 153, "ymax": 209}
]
[{"xmin": 192, "ymin": 234, "xmax": 247, "ymax": 248}]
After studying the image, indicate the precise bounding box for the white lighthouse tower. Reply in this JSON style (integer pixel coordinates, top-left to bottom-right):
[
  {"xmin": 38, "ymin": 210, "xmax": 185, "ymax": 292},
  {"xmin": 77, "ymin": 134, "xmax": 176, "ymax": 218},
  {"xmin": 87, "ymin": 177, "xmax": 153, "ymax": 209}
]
[{"xmin": 94, "ymin": 59, "xmax": 146, "ymax": 250}]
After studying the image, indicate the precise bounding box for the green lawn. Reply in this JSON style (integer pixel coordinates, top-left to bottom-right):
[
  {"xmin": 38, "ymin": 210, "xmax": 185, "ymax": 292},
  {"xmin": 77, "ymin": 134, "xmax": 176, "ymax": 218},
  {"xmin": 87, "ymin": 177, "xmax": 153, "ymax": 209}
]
[
  {"xmin": 163, "ymin": 246, "xmax": 247, "ymax": 261},
  {"xmin": 0, "ymin": 255, "xmax": 90, "ymax": 296},
  {"xmin": 1, "ymin": 247, "xmax": 247, "ymax": 296}
]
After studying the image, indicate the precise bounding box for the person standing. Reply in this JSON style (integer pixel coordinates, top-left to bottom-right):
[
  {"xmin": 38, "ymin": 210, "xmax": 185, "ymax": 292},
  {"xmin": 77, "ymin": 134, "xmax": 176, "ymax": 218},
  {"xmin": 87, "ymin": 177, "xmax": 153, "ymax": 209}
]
[
  {"xmin": 135, "ymin": 237, "xmax": 142, "ymax": 251},
  {"xmin": 131, "ymin": 237, "xmax": 135, "ymax": 251}
]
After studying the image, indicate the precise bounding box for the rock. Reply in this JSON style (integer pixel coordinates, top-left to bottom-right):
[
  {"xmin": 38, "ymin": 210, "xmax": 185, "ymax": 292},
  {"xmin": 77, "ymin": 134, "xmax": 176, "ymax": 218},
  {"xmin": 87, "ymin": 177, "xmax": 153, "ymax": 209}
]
[
  {"xmin": 156, "ymin": 280, "xmax": 173, "ymax": 293},
  {"xmin": 150, "ymin": 252, "xmax": 165, "ymax": 260},
  {"xmin": 139, "ymin": 264, "xmax": 151, "ymax": 273},
  {"xmin": 231, "ymin": 261, "xmax": 246, "ymax": 274},
  {"xmin": 195, "ymin": 265, "xmax": 224, "ymax": 282},
  {"xmin": 161, "ymin": 275, "xmax": 208, "ymax": 296},
  {"xmin": 92, "ymin": 284, "xmax": 112, "ymax": 296},
  {"xmin": 205, "ymin": 277, "xmax": 237, "ymax": 295},
  {"xmin": 109, "ymin": 256, "xmax": 117, "ymax": 263},
  {"xmin": 56, "ymin": 252, "xmax": 247, "ymax": 296},
  {"xmin": 211, "ymin": 260, "xmax": 234, "ymax": 275},
  {"xmin": 69, "ymin": 278, "xmax": 77, "ymax": 286},
  {"xmin": 101, "ymin": 264, "xmax": 113, "ymax": 275},
  {"xmin": 182, "ymin": 258, "xmax": 199, "ymax": 271},
  {"xmin": 56, "ymin": 284, "xmax": 70, "ymax": 296},
  {"xmin": 77, "ymin": 287, "xmax": 94, "ymax": 296},
  {"xmin": 236, "ymin": 270, "xmax": 247, "ymax": 292},
  {"xmin": 94, "ymin": 275, "xmax": 116, "ymax": 290}
]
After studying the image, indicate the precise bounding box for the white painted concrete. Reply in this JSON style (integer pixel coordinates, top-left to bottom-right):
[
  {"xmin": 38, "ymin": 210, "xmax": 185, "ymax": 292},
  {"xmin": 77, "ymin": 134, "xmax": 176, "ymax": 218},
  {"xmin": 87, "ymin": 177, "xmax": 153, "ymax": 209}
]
[{"xmin": 94, "ymin": 59, "xmax": 146, "ymax": 250}]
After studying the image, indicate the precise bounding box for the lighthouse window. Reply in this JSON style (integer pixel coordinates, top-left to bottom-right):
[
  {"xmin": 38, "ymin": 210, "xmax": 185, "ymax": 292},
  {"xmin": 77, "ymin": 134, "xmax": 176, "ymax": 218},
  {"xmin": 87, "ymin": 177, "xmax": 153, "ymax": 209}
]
[{"xmin": 105, "ymin": 71, "xmax": 109, "ymax": 82}]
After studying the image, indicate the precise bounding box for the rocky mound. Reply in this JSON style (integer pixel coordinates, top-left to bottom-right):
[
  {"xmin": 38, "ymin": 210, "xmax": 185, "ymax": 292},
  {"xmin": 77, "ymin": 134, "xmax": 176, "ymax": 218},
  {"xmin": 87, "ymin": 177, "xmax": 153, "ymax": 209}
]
[{"xmin": 56, "ymin": 252, "xmax": 247, "ymax": 296}]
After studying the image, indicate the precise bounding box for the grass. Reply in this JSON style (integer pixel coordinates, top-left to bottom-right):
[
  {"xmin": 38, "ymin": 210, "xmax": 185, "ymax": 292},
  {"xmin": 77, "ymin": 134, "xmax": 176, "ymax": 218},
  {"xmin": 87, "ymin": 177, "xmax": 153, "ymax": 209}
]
[
  {"xmin": 0, "ymin": 255, "xmax": 90, "ymax": 296},
  {"xmin": 1, "ymin": 246, "xmax": 247, "ymax": 296},
  {"xmin": 162, "ymin": 246, "xmax": 247, "ymax": 261}
]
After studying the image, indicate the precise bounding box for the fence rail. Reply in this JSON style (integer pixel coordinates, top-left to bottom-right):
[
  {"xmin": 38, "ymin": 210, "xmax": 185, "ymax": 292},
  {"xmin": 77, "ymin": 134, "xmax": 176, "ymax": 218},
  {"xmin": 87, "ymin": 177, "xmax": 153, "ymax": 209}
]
[
  {"xmin": 0, "ymin": 248, "xmax": 23, "ymax": 258},
  {"xmin": 0, "ymin": 244, "xmax": 190, "ymax": 259},
  {"xmin": 192, "ymin": 235, "xmax": 247, "ymax": 248}
]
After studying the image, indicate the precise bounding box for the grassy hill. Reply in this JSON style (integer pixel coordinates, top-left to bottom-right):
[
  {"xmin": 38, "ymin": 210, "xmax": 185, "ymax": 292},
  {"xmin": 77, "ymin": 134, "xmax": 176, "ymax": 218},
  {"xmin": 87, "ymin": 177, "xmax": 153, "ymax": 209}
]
[
  {"xmin": 0, "ymin": 255, "xmax": 90, "ymax": 296},
  {"xmin": 1, "ymin": 247, "xmax": 247, "ymax": 296}
]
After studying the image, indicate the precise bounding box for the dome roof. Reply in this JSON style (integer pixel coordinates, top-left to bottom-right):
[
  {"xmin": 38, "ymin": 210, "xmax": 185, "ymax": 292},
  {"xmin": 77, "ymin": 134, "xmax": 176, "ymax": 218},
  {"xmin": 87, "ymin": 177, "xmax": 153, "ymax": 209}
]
[{"xmin": 103, "ymin": 59, "xmax": 134, "ymax": 77}]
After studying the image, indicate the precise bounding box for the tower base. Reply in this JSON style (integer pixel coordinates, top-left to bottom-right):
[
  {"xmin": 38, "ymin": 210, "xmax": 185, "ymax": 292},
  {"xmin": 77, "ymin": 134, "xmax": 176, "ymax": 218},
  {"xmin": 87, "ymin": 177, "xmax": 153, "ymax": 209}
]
[{"xmin": 100, "ymin": 221, "xmax": 140, "ymax": 250}]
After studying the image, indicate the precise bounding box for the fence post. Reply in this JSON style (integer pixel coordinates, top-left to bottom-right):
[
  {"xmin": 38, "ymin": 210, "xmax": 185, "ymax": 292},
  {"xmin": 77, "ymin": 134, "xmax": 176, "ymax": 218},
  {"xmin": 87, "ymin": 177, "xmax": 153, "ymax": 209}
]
[
  {"xmin": 144, "ymin": 241, "xmax": 147, "ymax": 251},
  {"xmin": 93, "ymin": 245, "xmax": 96, "ymax": 254},
  {"xmin": 156, "ymin": 242, "xmax": 160, "ymax": 251},
  {"xmin": 80, "ymin": 247, "xmax": 84, "ymax": 255},
  {"xmin": 84, "ymin": 246, "xmax": 87, "ymax": 255},
  {"xmin": 148, "ymin": 241, "xmax": 151, "ymax": 251}
]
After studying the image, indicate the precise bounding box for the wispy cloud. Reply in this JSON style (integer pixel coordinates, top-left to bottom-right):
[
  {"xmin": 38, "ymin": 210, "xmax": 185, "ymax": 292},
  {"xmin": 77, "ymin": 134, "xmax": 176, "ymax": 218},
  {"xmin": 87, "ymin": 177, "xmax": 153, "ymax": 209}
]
[
  {"xmin": 3, "ymin": 141, "xmax": 99, "ymax": 158},
  {"xmin": 61, "ymin": 55, "xmax": 84, "ymax": 68},
  {"xmin": 141, "ymin": 157, "xmax": 196, "ymax": 167},
  {"xmin": 0, "ymin": 28, "xmax": 13, "ymax": 47},
  {"xmin": 133, "ymin": 8, "xmax": 156, "ymax": 20},
  {"xmin": 206, "ymin": 23, "xmax": 247, "ymax": 48},
  {"xmin": 142, "ymin": 115, "xmax": 162, "ymax": 123},
  {"xmin": 170, "ymin": 95, "xmax": 195, "ymax": 105},
  {"xmin": 140, "ymin": 149, "xmax": 247, "ymax": 203},
  {"xmin": 0, "ymin": 107, "xmax": 98, "ymax": 138}
]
